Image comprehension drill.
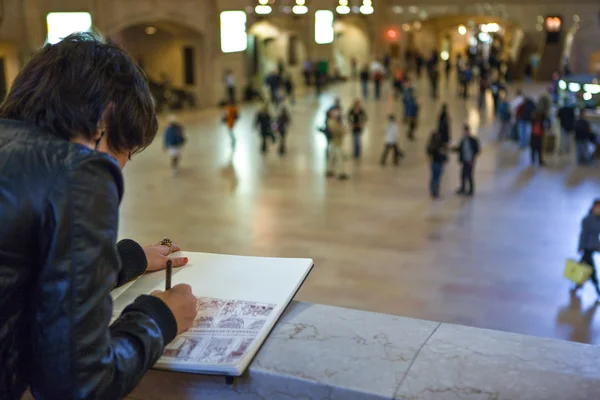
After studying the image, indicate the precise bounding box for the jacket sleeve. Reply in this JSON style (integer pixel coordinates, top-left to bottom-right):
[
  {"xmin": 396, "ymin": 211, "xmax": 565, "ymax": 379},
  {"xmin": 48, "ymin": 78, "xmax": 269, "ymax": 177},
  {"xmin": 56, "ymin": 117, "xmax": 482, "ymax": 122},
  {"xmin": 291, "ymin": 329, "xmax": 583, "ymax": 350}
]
[
  {"xmin": 30, "ymin": 157, "xmax": 177, "ymax": 400},
  {"xmin": 115, "ymin": 239, "xmax": 148, "ymax": 288}
]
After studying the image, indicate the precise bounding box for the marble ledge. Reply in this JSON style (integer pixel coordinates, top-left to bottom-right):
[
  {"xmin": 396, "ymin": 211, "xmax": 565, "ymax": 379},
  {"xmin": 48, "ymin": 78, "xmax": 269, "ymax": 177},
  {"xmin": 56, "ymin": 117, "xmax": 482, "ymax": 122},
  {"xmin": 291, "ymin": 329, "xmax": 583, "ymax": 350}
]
[{"xmin": 129, "ymin": 301, "xmax": 600, "ymax": 400}]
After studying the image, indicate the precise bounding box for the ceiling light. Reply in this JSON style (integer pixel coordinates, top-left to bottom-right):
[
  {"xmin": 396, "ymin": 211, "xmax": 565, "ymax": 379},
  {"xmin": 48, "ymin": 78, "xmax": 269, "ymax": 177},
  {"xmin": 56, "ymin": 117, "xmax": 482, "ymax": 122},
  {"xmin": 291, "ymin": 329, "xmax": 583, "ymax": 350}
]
[
  {"xmin": 413, "ymin": 21, "xmax": 421, "ymax": 30},
  {"xmin": 402, "ymin": 23, "xmax": 410, "ymax": 31},
  {"xmin": 537, "ymin": 15, "xmax": 543, "ymax": 23},
  {"xmin": 408, "ymin": 6, "xmax": 419, "ymax": 13},
  {"xmin": 255, "ymin": 5, "xmax": 272, "ymax": 14},
  {"xmin": 583, "ymin": 84, "xmax": 600, "ymax": 94},
  {"xmin": 393, "ymin": 6, "xmax": 403, "ymax": 14},
  {"xmin": 336, "ymin": 5, "xmax": 351, "ymax": 14},
  {"xmin": 145, "ymin": 26, "xmax": 157, "ymax": 35},
  {"xmin": 535, "ymin": 23, "xmax": 543, "ymax": 32},
  {"xmin": 296, "ymin": 0, "xmax": 306, "ymax": 5},
  {"xmin": 458, "ymin": 25, "xmax": 467, "ymax": 35},
  {"xmin": 360, "ymin": 5, "xmax": 374, "ymax": 14},
  {"xmin": 568, "ymin": 82, "xmax": 581, "ymax": 92},
  {"xmin": 573, "ymin": 15, "xmax": 580, "ymax": 22},
  {"xmin": 292, "ymin": 5, "xmax": 308, "ymax": 14},
  {"xmin": 583, "ymin": 92, "xmax": 592, "ymax": 101}
]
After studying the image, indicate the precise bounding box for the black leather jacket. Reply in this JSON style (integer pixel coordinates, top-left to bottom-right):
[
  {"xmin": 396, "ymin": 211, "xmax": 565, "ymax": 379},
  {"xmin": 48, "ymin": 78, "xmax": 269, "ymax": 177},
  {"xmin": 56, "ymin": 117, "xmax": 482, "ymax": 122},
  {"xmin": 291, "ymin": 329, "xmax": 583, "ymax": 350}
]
[{"xmin": 0, "ymin": 119, "xmax": 177, "ymax": 399}]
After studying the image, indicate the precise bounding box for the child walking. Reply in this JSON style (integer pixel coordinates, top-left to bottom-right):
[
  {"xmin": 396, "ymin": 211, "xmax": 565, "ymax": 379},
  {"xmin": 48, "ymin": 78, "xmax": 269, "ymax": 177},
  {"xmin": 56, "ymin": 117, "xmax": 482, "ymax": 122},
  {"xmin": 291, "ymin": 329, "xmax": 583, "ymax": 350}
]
[
  {"xmin": 163, "ymin": 114, "xmax": 186, "ymax": 176},
  {"xmin": 380, "ymin": 114, "xmax": 404, "ymax": 166}
]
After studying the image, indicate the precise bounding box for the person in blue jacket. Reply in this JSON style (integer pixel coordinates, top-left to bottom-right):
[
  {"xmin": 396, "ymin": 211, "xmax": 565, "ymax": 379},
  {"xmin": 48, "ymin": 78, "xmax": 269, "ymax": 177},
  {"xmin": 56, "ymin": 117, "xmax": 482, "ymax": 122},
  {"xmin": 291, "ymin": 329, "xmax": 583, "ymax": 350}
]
[
  {"xmin": 577, "ymin": 199, "xmax": 600, "ymax": 296},
  {"xmin": 164, "ymin": 114, "xmax": 187, "ymax": 176}
]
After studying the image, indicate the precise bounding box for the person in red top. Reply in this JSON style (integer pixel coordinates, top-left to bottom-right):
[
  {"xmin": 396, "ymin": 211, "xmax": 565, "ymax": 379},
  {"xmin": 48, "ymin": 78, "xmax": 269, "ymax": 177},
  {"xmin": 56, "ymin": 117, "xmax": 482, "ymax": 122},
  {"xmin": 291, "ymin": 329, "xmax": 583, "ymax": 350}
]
[{"xmin": 530, "ymin": 111, "xmax": 550, "ymax": 166}]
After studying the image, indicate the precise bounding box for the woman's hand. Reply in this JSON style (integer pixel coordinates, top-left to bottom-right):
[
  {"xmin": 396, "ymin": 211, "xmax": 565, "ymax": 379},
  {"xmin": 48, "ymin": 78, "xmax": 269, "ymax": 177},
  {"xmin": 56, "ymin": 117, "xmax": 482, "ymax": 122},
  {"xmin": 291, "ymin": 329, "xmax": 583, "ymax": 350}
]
[{"xmin": 143, "ymin": 243, "xmax": 188, "ymax": 272}]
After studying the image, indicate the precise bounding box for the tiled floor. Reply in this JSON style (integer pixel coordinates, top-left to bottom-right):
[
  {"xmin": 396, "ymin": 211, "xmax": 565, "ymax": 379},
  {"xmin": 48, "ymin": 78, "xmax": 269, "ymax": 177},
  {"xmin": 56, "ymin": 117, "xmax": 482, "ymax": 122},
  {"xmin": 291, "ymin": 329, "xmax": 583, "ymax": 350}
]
[{"xmin": 119, "ymin": 75, "xmax": 600, "ymax": 344}]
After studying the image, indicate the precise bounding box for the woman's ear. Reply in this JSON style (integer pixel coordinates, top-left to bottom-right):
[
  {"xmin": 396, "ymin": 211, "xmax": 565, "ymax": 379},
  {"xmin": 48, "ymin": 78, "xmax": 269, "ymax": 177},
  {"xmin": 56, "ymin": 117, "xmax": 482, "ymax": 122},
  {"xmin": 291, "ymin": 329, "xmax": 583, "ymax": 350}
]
[{"xmin": 95, "ymin": 104, "xmax": 113, "ymax": 140}]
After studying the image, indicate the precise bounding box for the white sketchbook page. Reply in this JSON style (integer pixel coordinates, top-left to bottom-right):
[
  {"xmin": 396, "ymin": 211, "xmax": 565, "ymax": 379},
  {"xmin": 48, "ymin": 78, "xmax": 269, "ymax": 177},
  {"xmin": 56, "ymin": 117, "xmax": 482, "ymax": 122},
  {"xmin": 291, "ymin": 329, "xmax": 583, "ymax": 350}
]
[{"xmin": 112, "ymin": 251, "xmax": 313, "ymax": 374}]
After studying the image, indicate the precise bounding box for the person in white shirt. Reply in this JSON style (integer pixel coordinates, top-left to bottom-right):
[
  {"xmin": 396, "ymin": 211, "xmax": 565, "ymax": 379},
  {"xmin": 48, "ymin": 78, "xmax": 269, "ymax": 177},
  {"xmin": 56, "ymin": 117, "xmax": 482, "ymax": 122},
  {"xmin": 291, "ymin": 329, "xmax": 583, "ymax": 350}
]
[{"xmin": 380, "ymin": 114, "xmax": 404, "ymax": 166}]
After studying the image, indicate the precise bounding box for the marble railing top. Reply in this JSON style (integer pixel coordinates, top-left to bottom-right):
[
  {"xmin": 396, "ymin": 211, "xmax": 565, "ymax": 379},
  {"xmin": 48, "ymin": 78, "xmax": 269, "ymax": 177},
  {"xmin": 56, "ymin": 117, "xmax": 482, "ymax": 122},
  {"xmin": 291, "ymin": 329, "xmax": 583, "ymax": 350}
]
[{"xmin": 130, "ymin": 301, "xmax": 600, "ymax": 400}]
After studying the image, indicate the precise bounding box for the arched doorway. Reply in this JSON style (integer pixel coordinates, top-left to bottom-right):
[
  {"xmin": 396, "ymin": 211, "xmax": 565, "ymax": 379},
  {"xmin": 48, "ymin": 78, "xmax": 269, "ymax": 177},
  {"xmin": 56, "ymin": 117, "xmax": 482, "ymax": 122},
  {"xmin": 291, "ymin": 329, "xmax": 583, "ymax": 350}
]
[
  {"xmin": 247, "ymin": 17, "xmax": 309, "ymax": 88},
  {"xmin": 107, "ymin": 20, "xmax": 206, "ymax": 110},
  {"xmin": 333, "ymin": 17, "xmax": 370, "ymax": 78}
]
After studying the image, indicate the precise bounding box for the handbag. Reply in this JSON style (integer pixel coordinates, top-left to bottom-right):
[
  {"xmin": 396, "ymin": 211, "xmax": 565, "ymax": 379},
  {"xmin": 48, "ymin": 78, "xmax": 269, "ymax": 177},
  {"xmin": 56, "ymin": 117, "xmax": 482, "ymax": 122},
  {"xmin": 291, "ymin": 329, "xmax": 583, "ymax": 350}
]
[{"xmin": 563, "ymin": 259, "xmax": 593, "ymax": 285}]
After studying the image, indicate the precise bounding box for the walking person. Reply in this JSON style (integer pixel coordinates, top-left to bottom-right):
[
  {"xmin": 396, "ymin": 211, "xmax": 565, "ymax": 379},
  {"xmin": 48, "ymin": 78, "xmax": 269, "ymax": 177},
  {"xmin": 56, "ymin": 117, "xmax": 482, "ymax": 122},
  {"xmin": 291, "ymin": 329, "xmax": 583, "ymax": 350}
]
[
  {"xmin": 348, "ymin": 100, "xmax": 367, "ymax": 159},
  {"xmin": 360, "ymin": 65, "xmax": 369, "ymax": 98},
  {"xmin": 574, "ymin": 109, "xmax": 593, "ymax": 165},
  {"xmin": 222, "ymin": 99, "xmax": 239, "ymax": 148},
  {"xmin": 255, "ymin": 104, "xmax": 275, "ymax": 153},
  {"xmin": 303, "ymin": 59, "xmax": 312, "ymax": 86},
  {"xmin": 326, "ymin": 109, "xmax": 349, "ymax": 180},
  {"xmin": 427, "ymin": 131, "xmax": 448, "ymax": 199},
  {"xmin": 530, "ymin": 111, "xmax": 550, "ymax": 166},
  {"xmin": 575, "ymin": 199, "xmax": 600, "ymax": 296},
  {"xmin": 516, "ymin": 96, "xmax": 536, "ymax": 149},
  {"xmin": 437, "ymin": 104, "xmax": 451, "ymax": 145},
  {"xmin": 284, "ymin": 73, "xmax": 295, "ymax": 105},
  {"xmin": 453, "ymin": 124, "xmax": 480, "ymax": 196},
  {"xmin": 496, "ymin": 91, "xmax": 512, "ymax": 140},
  {"xmin": 404, "ymin": 86, "xmax": 419, "ymax": 141},
  {"xmin": 373, "ymin": 68, "xmax": 384, "ymax": 100},
  {"xmin": 224, "ymin": 69, "xmax": 236, "ymax": 103},
  {"xmin": 164, "ymin": 114, "xmax": 187, "ymax": 176},
  {"xmin": 557, "ymin": 101, "xmax": 576, "ymax": 154},
  {"xmin": 275, "ymin": 106, "xmax": 291, "ymax": 155},
  {"xmin": 380, "ymin": 114, "xmax": 404, "ymax": 166},
  {"xmin": 478, "ymin": 74, "xmax": 488, "ymax": 109}
]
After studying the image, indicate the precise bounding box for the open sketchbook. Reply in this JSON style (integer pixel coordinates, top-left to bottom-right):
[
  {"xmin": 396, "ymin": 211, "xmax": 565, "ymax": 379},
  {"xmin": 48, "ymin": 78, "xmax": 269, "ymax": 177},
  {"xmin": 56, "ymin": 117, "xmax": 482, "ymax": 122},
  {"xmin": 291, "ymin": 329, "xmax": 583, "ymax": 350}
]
[{"xmin": 111, "ymin": 252, "xmax": 313, "ymax": 376}]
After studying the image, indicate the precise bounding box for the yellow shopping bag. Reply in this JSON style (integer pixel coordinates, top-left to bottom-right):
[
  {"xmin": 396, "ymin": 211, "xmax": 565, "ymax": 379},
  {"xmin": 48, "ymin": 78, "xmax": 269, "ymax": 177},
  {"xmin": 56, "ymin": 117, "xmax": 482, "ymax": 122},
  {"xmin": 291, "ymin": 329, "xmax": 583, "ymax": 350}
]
[{"xmin": 563, "ymin": 259, "xmax": 593, "ymax": 285}]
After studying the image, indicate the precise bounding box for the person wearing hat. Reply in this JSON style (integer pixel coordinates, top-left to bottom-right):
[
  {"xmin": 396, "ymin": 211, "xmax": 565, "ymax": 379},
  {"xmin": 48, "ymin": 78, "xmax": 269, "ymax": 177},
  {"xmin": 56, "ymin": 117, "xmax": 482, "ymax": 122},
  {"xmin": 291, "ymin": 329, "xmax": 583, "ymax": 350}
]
[{"xmin": 576, "ymin": 199, "xmax": 600, "ymax": 296}]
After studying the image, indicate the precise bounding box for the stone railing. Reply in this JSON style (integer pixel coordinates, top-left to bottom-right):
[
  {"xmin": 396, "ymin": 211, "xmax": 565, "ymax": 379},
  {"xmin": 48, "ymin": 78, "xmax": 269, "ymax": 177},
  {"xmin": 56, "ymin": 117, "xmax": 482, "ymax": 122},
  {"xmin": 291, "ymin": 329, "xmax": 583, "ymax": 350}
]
[{"xmin": 129, "ymin": 302, "xmax": 600, "ymax": 399}]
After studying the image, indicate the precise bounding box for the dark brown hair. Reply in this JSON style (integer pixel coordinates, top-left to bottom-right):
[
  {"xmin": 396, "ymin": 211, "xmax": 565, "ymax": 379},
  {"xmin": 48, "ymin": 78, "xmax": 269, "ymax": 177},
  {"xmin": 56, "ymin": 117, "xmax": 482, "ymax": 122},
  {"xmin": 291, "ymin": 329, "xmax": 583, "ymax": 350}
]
[{"xmin": 0, "ymin": 32, "xmax": 157, "ymax": 154}]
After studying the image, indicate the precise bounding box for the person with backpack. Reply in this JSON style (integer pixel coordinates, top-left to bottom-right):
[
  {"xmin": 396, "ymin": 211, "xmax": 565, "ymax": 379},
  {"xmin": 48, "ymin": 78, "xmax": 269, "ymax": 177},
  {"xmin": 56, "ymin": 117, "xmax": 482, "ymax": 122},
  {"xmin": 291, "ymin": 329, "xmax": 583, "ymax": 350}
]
[
  {"xmin": 496, "ymin": 91, "xmax": 512, "ymax": 140},
  {"xmin": 427, "ymin": 131, "xmax": 448, "ymax": 199},
  {"xmin": 516, "ymin": 96, "xmax": 536, "ymax": 149},
  {"xmin": 164, "ymin": 114, "xmax": 187, "ymax": 176},
  {"xmin": 255, "ymin": 104, "xmax": 275, "ymax": 153},
  {"xmin": 575, "ymin": 199, "xmax": 600, "ymax": 296},
  {"xmin": 325, "ymin": 109, "xmax": 349, "ymax": 180},
  {"xmin": 557, "ymin": 102, "xmax": 576, "ymax": 154},
  {"xmin": 530, "ymin": 111, "xmax": 550, "ymax": 166}
]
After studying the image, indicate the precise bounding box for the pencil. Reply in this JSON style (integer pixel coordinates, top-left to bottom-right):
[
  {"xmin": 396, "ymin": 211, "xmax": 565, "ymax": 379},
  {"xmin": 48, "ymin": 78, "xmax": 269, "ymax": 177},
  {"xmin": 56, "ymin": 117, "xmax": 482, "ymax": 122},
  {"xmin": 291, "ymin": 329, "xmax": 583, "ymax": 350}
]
[{"xmin": 166, "ymin": 260, "xmax": 172, "ymax": 290}]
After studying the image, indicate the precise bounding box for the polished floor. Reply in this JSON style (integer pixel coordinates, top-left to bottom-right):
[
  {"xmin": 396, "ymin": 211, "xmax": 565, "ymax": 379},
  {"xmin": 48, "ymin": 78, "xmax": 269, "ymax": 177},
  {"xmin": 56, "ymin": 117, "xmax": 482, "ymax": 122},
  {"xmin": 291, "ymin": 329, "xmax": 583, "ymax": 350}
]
[{"xmin": 119, "ymin": 75, "xmax": 600, "ymax": 344}]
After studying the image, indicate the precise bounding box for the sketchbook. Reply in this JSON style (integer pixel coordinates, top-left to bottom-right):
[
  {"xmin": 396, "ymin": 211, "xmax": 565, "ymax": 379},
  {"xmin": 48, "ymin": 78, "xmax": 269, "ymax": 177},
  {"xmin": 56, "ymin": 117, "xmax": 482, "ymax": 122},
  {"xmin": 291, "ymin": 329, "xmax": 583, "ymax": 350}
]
[{"xmin": 111, "ymin": 251, "xmax": 313, "ymax": 376}]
